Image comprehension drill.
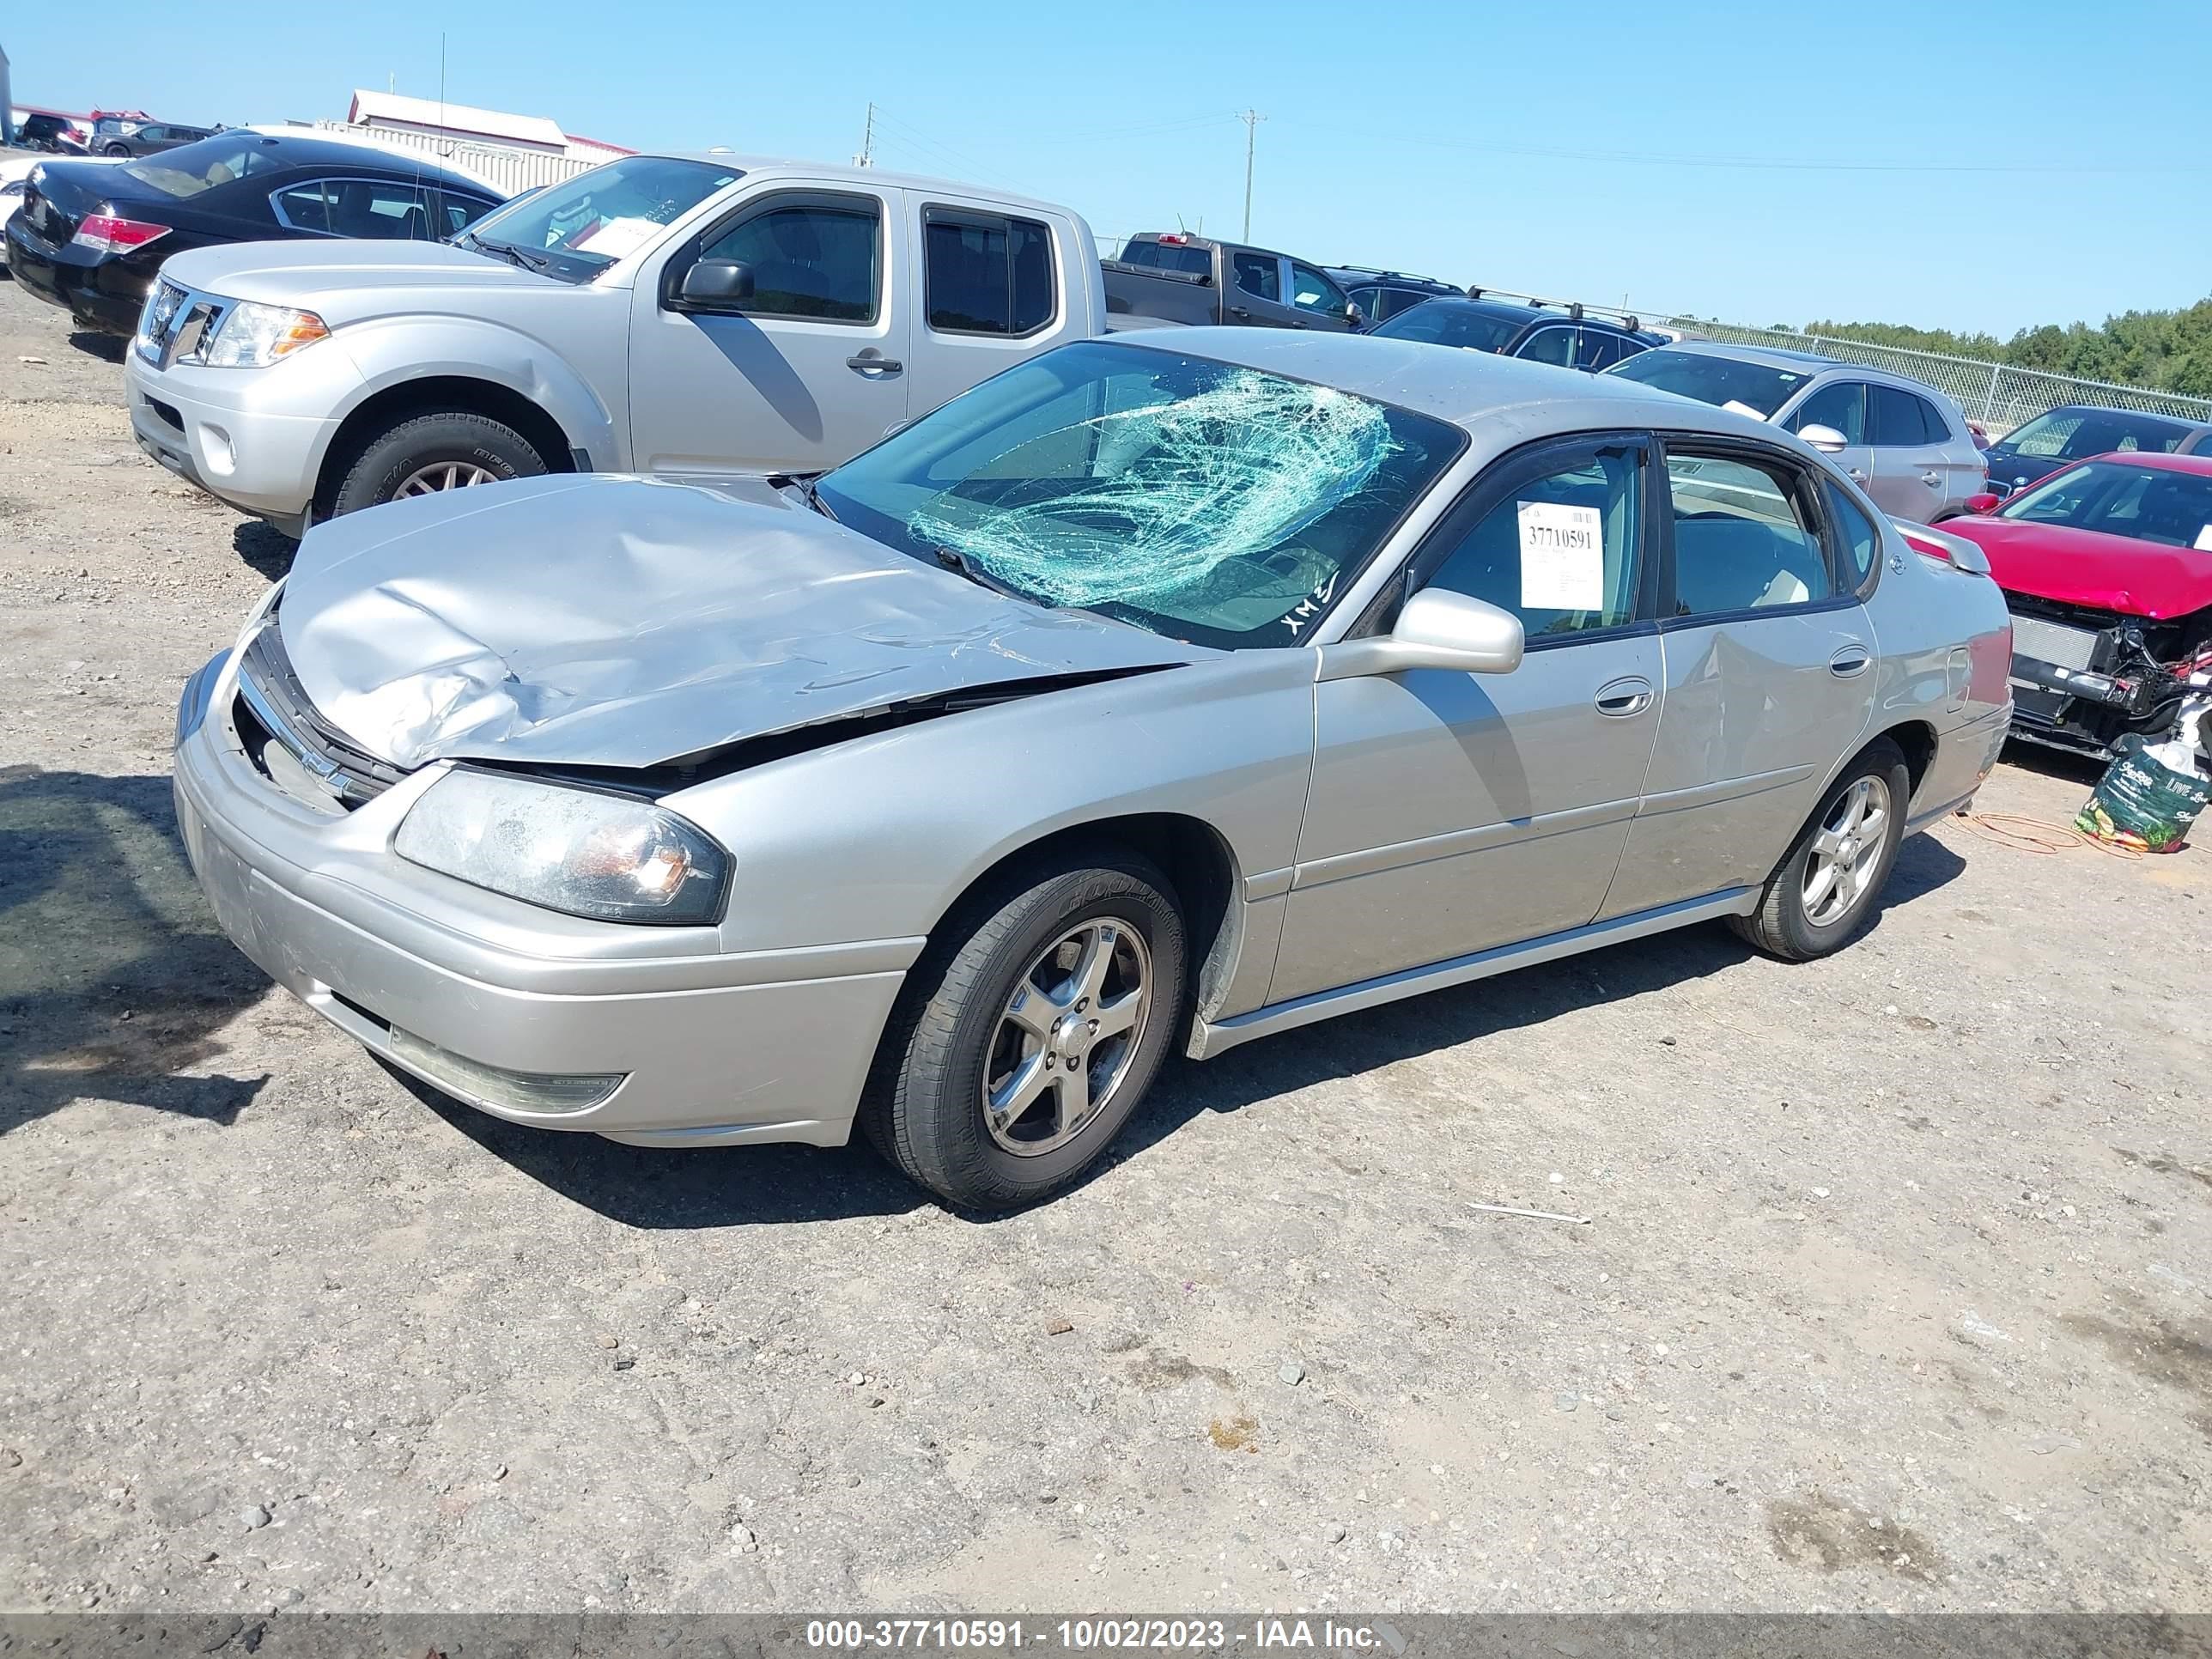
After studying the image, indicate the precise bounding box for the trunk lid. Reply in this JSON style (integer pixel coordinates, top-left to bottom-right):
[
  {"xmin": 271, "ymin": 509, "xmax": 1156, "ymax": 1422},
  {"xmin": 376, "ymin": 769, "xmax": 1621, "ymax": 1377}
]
[
  {"xmin": 276, "ymin": 474, "xmax": 1205, "ymax": 772},
  {"xmin": 1945, "ymin": 515, "xmax": 2212, "ymax": 620},
  {"xmin": 18, "ymin": 157, "xmax": 156, "ymax": 246}
]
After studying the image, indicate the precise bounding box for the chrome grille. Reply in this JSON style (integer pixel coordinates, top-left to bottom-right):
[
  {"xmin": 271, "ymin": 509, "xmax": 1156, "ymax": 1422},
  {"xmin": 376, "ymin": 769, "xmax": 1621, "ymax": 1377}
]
[
  {"xmin": 234, "ymin": 623, "xmax": 405, "ymax": 807},
  {"xmin": 2009, "ymin": 614, "xmax": 2100, "ymax": 673}
]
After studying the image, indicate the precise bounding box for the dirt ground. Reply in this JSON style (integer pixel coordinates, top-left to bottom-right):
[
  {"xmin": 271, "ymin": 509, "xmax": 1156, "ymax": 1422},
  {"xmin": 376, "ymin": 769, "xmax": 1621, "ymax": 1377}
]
[{"xmin": 2, "ymin": 270, "xmax": 2209, "ymax": 1619}]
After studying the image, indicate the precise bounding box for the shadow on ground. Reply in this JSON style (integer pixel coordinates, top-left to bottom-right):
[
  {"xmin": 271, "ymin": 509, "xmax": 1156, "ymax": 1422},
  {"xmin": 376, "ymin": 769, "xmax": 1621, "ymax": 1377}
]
[
  {"xmin": 67, "ymin": 331, "xmax": 126, "ymax": 364},
  {"xmin": 0, "ymin": 765, "xmax": 269, "ymax": 1133},
  {"xmin": 232, "ymin": 520, "xmax": 296, "ymax": 580},
  {"xmin": 439, "ymin": 830, "xmax": 1967, "ymax": 1229}
]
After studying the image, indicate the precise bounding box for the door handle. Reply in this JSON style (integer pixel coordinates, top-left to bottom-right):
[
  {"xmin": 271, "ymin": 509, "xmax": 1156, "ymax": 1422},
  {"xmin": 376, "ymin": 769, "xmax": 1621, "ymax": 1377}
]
[
  {"xmin": 846, "ymin": 352, "xmax": 902, "ymax": 374},
  {"xmin": 1593, "ymin": 675, "xmax": 1654, "ymax": 717},
  {"xmin": 1920, "ymin": 470, "xmax": 1942, "ymax": 487},
  {"xmin": 1847, "ymin": 467, "xmax": 1869, "ymax": 484},
  {"xmin": 1228, "ymin": 305, "xmax": 1250, "ymax": 320},
  {"xmin": 1829, "ymin": 645, "xmax": 1872, "ymax": 678}
]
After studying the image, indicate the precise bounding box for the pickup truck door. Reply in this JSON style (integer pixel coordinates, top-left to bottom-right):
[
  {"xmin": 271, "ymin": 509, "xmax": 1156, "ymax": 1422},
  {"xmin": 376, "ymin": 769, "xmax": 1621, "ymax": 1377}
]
[
  {"xmin": 627, "ymin": 181, "xmax": 912, "ymax": 478},
  {"xmin": 1223, "ymin": 250, "xmax": 1304, "ymax": 328},
  {"xmin": 899, "ymin": 195, "xmax": 1098, "ymax": 424}
]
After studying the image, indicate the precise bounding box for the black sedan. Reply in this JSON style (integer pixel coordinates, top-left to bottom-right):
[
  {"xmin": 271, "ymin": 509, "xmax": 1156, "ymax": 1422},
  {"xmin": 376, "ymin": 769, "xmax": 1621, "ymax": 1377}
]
[
  {"xmin": 1981, "ymin": 404, "xmax": 2212, "ymax": 499},
  {"xmin": 1365, "ymin": 294, "xmax": 1666, "ymax": 371},
  {"xmin": 6, "ymin": 131, "xmax": 502, "ymax": 337}
]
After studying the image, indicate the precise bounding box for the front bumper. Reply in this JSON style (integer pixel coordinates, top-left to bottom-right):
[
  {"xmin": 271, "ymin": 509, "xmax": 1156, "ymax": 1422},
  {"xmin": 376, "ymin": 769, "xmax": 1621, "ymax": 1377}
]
[
  {"xmin": 173, "ymin": 651, "xmax": 912, "ymax": 1147},
  {"xmin": 126, "ymin": 347, "xmax": 349, "ymax": 537},
  {"xmin": 3, "ymin": 217, "xmax": 147, "ymax": 333}
]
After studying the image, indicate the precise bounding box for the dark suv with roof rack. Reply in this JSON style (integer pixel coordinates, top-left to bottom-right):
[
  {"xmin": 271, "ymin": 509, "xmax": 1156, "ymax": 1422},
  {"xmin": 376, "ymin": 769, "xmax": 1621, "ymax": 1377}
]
[
  {"xmin": 1322, "ymin": 266, "xmax": 1461, "ymax": 325},
  {"xmin": 1368, "ymin": 291, "xmax": 1666, "ymax": 372}
]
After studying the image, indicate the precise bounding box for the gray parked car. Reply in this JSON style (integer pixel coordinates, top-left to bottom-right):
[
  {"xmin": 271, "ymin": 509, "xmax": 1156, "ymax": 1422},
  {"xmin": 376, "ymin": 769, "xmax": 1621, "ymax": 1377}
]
[
  {"xmin": 173, "ymin": 331, "xmax": 2014, "ymax": 1209},
  {"xmin": 1607, "ymin": 342, "xmax": 1988, "ymax": 521}
]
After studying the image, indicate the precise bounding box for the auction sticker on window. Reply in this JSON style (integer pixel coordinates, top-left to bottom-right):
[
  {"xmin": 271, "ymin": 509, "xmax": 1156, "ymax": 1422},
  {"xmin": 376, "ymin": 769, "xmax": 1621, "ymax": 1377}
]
[{"xmin": 1518, "ymin": 500, "xmax": 1605, "ymax": 611}]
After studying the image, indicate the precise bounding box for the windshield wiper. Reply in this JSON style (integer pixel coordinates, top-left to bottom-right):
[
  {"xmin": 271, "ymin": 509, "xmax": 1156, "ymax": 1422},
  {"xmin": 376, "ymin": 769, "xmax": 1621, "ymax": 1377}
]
[
  {"xmin": 459, "ymin": 233, "xmax": 552, "ymax": 274},
  {"xmin": 928, "ymin": 543, "xmax": 1027, "ymax": 603},
  {"xmin": 770, "ymin": 473, "xmax": 837, "ymax": 520}
]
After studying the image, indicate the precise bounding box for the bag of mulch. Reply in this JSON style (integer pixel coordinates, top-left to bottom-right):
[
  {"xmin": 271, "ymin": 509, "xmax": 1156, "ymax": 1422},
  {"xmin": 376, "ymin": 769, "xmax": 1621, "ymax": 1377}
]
[{"xmin": 2075, "ymin": 731, "xmax": 2209, "ymax": 853}]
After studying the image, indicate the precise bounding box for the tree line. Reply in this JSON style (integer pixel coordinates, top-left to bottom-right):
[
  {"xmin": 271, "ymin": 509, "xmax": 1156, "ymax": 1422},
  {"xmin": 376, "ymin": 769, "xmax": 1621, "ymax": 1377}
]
[{"xmin": 1778, "ymin": 298, "xmax": 2212, "ymax": 397}]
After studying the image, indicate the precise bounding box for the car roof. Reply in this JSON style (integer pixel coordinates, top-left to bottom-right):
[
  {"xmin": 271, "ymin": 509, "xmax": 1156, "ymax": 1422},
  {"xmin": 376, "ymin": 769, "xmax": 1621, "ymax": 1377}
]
[
  {"xmin": 642, "ymin": 151, "xmax": 1080, "ymax": 223},
  {"xmin": 2018, "ymin": 404, "xmax": 2210, "ymax": 435},
  {"xmin": 1326, "ymin": 266, "xmax": 1455, "ymax": 289},
  {"xmin": 1109, "ymin": 326, "xmax": 1786, "ymax": 442},
  {"xmin": 1646, "ymin": 340, "xmax": 1966, "ymax": 398},
  {"xmin": 2060, "ymin": 450, "xmax": 2212, "ymax": 477},
  {"xmin": 176, "ymin": 131, "xmax": 496, "ymax": 191}
]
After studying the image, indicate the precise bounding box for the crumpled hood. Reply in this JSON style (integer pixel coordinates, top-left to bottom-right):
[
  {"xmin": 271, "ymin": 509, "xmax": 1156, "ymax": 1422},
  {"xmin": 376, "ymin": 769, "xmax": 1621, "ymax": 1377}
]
[
  {"xmin": 275, "ymin": 474, "xmax": 1202, "ymax": 771},
  {"xmin": 1944, "ymin": 515, "xmax": 2212, "ymax": 620}
]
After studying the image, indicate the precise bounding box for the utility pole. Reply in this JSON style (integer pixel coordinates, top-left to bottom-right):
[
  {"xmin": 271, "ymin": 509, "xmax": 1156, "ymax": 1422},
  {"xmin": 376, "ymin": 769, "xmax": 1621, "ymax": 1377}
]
[
  {"xmin": 1237, "ymin": 110, "xmax": 1266, "ymax": 240},
  {"xmin": 855, "ymin": 102, "xmax": 876, "ymax": 168}
]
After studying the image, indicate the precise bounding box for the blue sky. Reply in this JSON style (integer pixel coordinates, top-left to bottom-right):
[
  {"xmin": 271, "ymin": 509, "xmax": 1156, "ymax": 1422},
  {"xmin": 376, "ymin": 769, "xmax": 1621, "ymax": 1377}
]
[{"xmin": 9, "ymin": 0, "xmax": 2203, "ymax": 336}]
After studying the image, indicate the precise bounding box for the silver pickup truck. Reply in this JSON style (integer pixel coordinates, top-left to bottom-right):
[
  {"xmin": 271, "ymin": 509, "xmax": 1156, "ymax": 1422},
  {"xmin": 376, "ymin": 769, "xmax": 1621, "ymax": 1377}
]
[{"xmin": 123, "ymin": 153, "xmax": 1106, "ymax": 535}]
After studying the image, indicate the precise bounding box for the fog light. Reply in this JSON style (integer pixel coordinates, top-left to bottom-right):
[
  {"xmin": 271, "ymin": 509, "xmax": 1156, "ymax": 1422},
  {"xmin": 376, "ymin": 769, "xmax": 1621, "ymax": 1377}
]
[
  {"xmin": 388, "ymin": 1027, "xmax": 623, "ymax": 1116},
  {"xmin": 200, "ymin": 423, "xmax": 236, "ymax": 477}
]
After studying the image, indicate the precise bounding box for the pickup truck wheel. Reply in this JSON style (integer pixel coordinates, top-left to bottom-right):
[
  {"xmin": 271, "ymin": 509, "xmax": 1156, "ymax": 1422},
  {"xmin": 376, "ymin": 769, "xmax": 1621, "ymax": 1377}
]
[
  {"xmin": 862, "ymin": 849, "xmax": 1186, "ymax": 1212},
  {"xmin": 1730, "ymin": 738, "xmax": 1910, "ymax": 963},
  {"xmin": 331, "ymin": 411, "xmax": 546, "ymax": 518}
]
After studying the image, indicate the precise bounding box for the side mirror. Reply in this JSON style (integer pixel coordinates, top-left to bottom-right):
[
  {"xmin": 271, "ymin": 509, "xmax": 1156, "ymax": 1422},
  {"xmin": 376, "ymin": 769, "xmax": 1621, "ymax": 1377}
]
[
  {"xmin": 1798, "ymin": 423, "xmax": 1850, "ymax": 455},
  {"xmin": 1965, "ymin": 492, "xmax": 2001, "ymax": 515},
  {"xmin": 678, "ymin": 258, "xmax": 755, "ymax": 309},
  {"xmin": 1317, "ymin": 589, "xmax": 1525, "ymax": 681},
  {"xmin": 1344, "ymin": 301, "xmax": 1364, "ymax": 327}
]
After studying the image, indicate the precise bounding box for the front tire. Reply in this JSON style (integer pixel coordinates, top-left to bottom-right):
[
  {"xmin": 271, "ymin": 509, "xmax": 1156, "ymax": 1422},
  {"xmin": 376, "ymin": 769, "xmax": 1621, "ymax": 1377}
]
[
  {"xmin": 863, "ymin": 850, "xmax": 1187, "ymax": 1211},
  {"xmin": 104, "ymin": 143, "xmax": 131, "ymax": 158},
  {"xmin": 1731, "ymin": 739, "xmax": 1910, "ymax": 962},
  {"xmin": 329, "ymin": 411, "xmax": 546, "ymax": 519}
]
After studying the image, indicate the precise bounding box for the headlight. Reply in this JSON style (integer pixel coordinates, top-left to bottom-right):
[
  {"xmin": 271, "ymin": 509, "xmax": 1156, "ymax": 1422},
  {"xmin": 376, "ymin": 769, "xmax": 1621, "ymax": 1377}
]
[
  {"xmin": 197, "ymin": 300, "xmax": 328, "ymax": 368},
  {"xmin": 394, "ymin": 769, "xmax": 729, "ymax": 926}
]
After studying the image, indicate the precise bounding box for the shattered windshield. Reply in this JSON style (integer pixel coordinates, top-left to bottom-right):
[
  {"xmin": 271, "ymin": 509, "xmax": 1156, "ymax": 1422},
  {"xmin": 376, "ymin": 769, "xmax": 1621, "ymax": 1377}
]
[{"xmin": 815, "ymin": 341, "xmax": 1464, "ymax": 649}]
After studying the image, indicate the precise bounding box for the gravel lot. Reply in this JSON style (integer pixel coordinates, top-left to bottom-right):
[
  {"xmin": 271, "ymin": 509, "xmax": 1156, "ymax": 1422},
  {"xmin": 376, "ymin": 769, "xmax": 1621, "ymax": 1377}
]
[{"xmin": 3, "ymin": 270, "xmax": 2209, "ymax": 1619}]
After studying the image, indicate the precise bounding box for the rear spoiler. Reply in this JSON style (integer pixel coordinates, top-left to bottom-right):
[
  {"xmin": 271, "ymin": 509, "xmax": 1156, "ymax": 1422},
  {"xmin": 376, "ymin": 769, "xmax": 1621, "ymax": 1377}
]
[{"xmin": 1889, "ymin": 516, "xmax": 1991, "ymax": 575}]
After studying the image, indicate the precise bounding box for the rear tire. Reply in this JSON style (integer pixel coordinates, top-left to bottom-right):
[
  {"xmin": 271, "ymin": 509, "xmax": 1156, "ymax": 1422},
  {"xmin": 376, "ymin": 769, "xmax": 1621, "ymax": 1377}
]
[
  {"xmin": 862, "ymin": 848, "xmax": 1186, "ymax": 1211},
  {"xmin": 1731, "ymin": 738, "xmax": 1910, "ymax": 962},
  {"xmin": 329, "ymin": 411, "xmax": 546, "ymax": 519}
]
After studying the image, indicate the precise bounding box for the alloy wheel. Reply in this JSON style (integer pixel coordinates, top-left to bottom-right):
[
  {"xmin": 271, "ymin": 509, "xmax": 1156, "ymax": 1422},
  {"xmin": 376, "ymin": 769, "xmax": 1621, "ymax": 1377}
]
[
  {"xmin": 394, "ymin": 461, "xmax": 500, "ymax": 497},
  {"xmin": 981, "ymin": 920, "xmax": 1152, "ymax": 1156},
  {"xmin": 1802, "ymin": 775, "xmax": 1891, "ymax": 927}
]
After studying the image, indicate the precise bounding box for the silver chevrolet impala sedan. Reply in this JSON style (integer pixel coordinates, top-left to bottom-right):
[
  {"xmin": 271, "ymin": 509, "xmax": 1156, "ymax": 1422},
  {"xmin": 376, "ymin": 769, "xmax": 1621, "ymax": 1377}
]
[{"xmin": 173, "ymin": 329, "xmax": 2014, "ymax": 1208}]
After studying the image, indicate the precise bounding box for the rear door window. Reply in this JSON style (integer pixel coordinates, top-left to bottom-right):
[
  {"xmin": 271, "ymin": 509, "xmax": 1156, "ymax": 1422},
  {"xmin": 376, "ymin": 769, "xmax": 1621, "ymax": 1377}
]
[
  {"xmin": 1289, "ymin": 261, "xmax": 1347, "ymax": 315},
  {"xmin": 922, "ymin": 209, "xmax": 1056, "ymax": 336},
  {"xmin": 1869, "ymin": 386, "xmax": 1936, "ymax": 447},
  {"xmin": 274, "ymin": 179, "xmax": 438, "ymax": 240},
  {"xmin": 1664, "ymin": 450, "xmax": 1833, "ymax": 617}
]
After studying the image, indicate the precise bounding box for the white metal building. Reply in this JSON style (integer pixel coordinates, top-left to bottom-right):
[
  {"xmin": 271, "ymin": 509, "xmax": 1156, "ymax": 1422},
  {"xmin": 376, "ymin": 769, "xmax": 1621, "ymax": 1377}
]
[{"xmin": 324, "ymin": 89, "xmax": 632, "ymax": 195}]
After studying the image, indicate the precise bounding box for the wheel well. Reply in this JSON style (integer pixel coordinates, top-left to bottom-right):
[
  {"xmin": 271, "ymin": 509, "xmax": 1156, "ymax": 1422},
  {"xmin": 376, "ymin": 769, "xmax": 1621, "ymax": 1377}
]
[
  {"xmin": 313, "ymin": 377, "xmax": 575, "ymax": 520},
  {"xmin": 1877, "ymin": 720, "xmax": 1937, "ymax": 799},
  {"xmin": 936, "ymin": 815, "xmax": 1241, "ymax": 1020}
]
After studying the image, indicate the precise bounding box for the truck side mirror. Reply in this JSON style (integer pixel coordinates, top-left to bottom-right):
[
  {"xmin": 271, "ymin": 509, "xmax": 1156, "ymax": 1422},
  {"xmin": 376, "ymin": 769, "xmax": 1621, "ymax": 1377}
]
[
  {"xmin": 1345, "ymin": 301, "xmax": 1364, "ymax": 327},
  {"xmin": 679, "ymin": 259, "xmax": 755, "ymax": 310}
]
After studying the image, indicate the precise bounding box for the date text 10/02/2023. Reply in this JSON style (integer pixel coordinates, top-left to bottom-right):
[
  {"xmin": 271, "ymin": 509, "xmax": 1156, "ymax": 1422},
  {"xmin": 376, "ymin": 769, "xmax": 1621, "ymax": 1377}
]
[{"xmin": 804, "ymin": 1620, "xmax": 1407, "ymax": 1652}]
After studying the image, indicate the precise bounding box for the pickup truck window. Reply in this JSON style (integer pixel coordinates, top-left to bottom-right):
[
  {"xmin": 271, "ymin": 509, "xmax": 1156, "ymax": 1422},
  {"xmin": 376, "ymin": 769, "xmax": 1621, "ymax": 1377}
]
[
  {"xmin": 1231, "ymin": 252, "xmax": 1280, "ymax": 302},
  {"xmin": 1289, "ymin": 262, "xmax": 1346, "ymax": 313},
  {"xmin": 1117, "ymin": 240, "xmax": 1210, "ymax": 276},
  {"xmin": 701, "ymin": 199, "xmax": 881, "ymax": 323},
  {"xmin": 815, "ymin": 340, "xmax": 1464, "ymax": 652},
  {"xmin": 923, "ymin": 209, "xmax": 1057, "ymax": 337},
  {"xmin": 467, "ymin": 155, "xmax": 740, "ymax": 283}
]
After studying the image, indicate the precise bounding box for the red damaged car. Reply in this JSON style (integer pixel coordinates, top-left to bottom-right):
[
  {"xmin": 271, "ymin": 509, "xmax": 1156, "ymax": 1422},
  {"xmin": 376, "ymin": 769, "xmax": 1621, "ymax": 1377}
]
[{"xmin": 1932, "ymin": 451, "xmax": 2212, "ymax": 760}]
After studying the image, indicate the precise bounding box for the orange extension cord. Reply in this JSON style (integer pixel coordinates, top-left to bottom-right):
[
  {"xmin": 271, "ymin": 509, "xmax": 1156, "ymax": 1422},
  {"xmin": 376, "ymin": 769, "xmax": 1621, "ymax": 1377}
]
[{"xmin": 1949, "ymin": 810, "xmax": 2146, "ymax": 860}]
